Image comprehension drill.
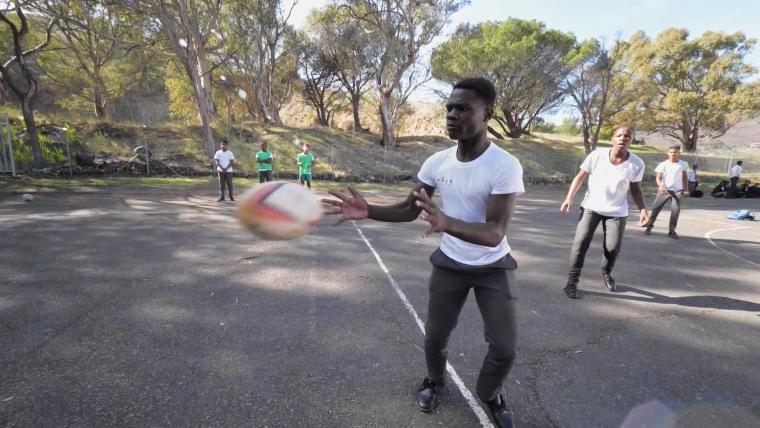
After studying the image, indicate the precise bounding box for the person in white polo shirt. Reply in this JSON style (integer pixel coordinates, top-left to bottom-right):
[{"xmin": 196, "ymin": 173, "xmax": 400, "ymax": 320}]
[
  {"xmin": 213, "ymin": 139, "xmax": 235, "ymax": 201},
  {"xmin": 560, "ymin": 124, "xmax": 649, "ymax": 299},
  {"xmin": 644, "ymin": 144, "xmax": 690, "ymax": 238},
  {"xmin": 324, "ymin": 78, "xmax": 523, "ymax": 428},
  {"xmin": 727, "ymin": 160, "xmax": 743, "ymax": 198}
]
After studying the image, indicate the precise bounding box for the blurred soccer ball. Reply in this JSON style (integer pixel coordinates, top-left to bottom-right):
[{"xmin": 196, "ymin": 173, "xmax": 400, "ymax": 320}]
[{"xmin": 22, "ymin": 193, "xmax": 34, "ymax": 202}]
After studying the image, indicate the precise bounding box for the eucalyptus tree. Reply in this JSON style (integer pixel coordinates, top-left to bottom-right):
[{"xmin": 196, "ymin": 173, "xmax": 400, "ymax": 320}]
[
  {"xmin": 564, "ymin": 38, "xmax": 631, "ymax": 153},
  {"xmin": 0, "ymin": 1, "xmax": 56, "ymax": 166},
  {"xmin": 308, "ymin": 4, "xmax": 378, "ymax": 132},
  {"xmin": 622, "ymin": 29, "xmax": 760, "ymax": 152},
  {"xmin": 224, "ymin": 0, "xmax": 299, "ymax": 125},
  {"xmin": 432, "ymin": 19, "xmax": 578, "ymax": 138},
  {"xmin": 341, "ymin": 0, "xmax": 465, "ymax": 146},
  {"xmin": 295, "ymin": 32, "xmax": 344, "ymax": 127},
  {"xmin": 36, "ymin": 1, "xmax": 151, "ymax": 119},
  {"xmin": 129, "ymin": 0, "xmax": 225, "ymax": 157}
]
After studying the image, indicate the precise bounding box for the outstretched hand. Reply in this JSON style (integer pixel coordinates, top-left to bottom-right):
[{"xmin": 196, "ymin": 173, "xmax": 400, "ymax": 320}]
[
  {"xmin": 413, "ymin": 189, "xmax": 447, "ymax": 238},
  {"xmin": 322, "ymin": 187, "xmax": 369, "ymax": 224}
]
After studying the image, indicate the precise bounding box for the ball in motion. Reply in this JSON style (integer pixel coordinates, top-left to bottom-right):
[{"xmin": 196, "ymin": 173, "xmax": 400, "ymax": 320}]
[
  {"xmin": 237, "ymin": 181, "xmax": 322, "ymax": 240},
  {"xmin": 22, "ymin": 193, "xmax": 34, "ymax": 202}
]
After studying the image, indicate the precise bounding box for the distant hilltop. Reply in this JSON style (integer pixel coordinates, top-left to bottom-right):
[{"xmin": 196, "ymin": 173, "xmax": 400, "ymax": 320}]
[{"xmin": 641, "ymin": 116, "xmax": 760, "ymax": 148}]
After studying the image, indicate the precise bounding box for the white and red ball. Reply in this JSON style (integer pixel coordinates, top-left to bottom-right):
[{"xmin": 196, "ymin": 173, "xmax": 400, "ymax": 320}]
[{"xmin": 237, "ymin": 181, "xmax": 322, "ymax": 240}]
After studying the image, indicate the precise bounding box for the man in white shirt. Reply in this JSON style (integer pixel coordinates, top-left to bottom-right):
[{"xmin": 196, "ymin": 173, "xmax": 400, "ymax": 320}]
[
  {"xmin": 324, "ymin": 78, "xmax": 523, "ymax": 428},
  {"xmin": 644, "ymin": 145, "xmax": 690, "ymax": 238},
  {"xmin": 213, "ymin": 139, "xmax": 235, "ymax": 201},
  {"xmin": 727, "ymin": 160, "xmax": 743, "ymax": 198},
  {"xmin": 560, "ymin": 125, "xmax": 649, "ymax": 298}
]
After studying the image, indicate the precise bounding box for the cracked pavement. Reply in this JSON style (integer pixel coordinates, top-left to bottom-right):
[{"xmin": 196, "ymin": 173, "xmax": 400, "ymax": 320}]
[{"xmin": 1, "ymin": 184, "xmax": 758, "ymax": 427}]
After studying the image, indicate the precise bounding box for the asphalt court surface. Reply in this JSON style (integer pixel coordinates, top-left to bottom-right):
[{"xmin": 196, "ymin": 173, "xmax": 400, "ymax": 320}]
[{"xmin": 1, "ymin": 184, "xmax": 759, "ymax": 427}]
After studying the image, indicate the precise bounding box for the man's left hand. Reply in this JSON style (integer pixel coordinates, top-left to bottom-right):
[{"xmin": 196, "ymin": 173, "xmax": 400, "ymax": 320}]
[{"xmin": 413, "ymin": 189, "xmax": 447, "ymax": 238}]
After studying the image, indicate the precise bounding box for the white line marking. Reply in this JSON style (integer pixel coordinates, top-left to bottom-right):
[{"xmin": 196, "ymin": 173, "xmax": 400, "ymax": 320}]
[
  {"xmin": 704, "ymin": 226, "xmax": 760, "ymax": 268},
  {"xmin": 352, "ymin": 222, "xmax": 494, "ymax": 428}
]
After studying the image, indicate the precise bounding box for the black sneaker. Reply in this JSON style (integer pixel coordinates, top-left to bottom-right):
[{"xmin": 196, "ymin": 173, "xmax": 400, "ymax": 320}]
[
  {"xmin": 644, "ymin": 227, "xmax": 652, "ymax": 235},
  {"xmin": 416, "ymin": 378, "xmax": 438, "ymax": 413},
  {"xmin": 602, "ymin": 272, "xmax": 617, "ymax": 292},
  {"xmin": 229, "ymin": 196, "xmax": 235, "ymax": 201},
  {"xmin": 563, "ymin": 284, "xmax": 579, "ymax": 299},
  {"xmin": 486, "ymin": 394, "xmax": 515, "ymax": 428},
  {"xmin": 217, "ymin": 197, "xmax": 225, "ymax": 201},
  {"xmin": 668, "ymin": 231, "xmax": 679, "ymax": 239}
]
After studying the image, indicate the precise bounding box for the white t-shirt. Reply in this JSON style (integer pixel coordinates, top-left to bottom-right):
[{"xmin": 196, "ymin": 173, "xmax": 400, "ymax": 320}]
[
  {"xmin": 214, "ymin": 149, "xmax": 235, "ymax": 172},
  {"xmin": 655, "ymin": 159, "xmax": 689, "ymax": 191},
  {"xmin": 417, "ymin": 142, "xmax": 524, "ymax": 265},
  {"xmin": 579, "ymin": 148, "xmax": 645, "ymax": 217},
  {"xmin": 687, "ymin": 169, "xmax": 697, "ymax": 182},
  {"xmin": 730, "ymin": 165, "xmax": 742, "ymax": 178}
]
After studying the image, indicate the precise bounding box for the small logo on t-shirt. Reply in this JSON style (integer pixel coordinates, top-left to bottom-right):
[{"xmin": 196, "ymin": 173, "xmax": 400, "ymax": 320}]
[{"xmin": 436, "ymin": 176, "xmax": 453, "ymax": 185}]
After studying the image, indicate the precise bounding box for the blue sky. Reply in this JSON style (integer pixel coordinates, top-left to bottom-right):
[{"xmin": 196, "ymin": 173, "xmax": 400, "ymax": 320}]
[{"xmin": 287, "ymin": 0, "xmax": 760, "ymax": 103}]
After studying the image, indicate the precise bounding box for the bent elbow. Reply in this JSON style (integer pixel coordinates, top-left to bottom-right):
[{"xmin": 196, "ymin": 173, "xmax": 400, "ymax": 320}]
[{"xmin": 486, "ymin": 233, "xmax": 506, "ymax": 248}]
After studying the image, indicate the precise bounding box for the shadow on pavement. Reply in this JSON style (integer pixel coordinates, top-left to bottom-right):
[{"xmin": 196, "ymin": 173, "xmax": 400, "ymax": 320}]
[{"xmin": 583, "ymin": 286, "xmax": 760, "ymax": 313}]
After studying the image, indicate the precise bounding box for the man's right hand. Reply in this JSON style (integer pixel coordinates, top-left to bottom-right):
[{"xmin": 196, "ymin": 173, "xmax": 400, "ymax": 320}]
[
  {"xmin": 322, "ymin": 187, "xmax": 369, "ymax": 224},
  {"xmin": 560, "ymin": 199, "xmax": 572, "ymax": 214}
]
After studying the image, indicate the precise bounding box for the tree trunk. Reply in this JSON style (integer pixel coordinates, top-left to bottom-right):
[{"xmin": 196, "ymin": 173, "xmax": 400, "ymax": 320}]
[
  {"xmin": 487, "ymin": 126, "xmax": 505, "ymax": 140},
  {"xmin": 681, "ymin": 122, "xmax": 698, "ymax": 153},
  {"xmin": 500, "ymin": 106, "xmax": 523, "ymax": 138},
  {"xmin": 316, "ymin": 103, "xmax": 329, "ymax": 126},
  {"xmin": 21, "ymin": 92, "xmax": 42, "ymax": 167},
  {"xmin": 93, "ymin": 69, "xmax": 108, "ymax": 119},
  {"xmin": 582, "ymin": 123, "xmax": 591, "ymax": 154},
  {"xmin": 684, "ymin": 128, "xmax": 698, "ymax": 152},
  {"xmin": 255, "ymin": 85, "xmax": 273, "ymax": 124},
  {"xmin": 225, "ymin": 94, "xmax": 234, "ymax": 125},
  {"xmin": 351, "ymin": 93, "xmax": 364, "ymax": 132},
  {"xmin": 271, "ymin": 107, "xmax": 283, "ymax": 125},
  {"xmin": 379, "ymin": 94, "xmax": 395, "ymax": 146},
  {"xmin": 590, "ymin": 132, "xmax": 600, "ymax": 153},
  {"xmin": 94, "ymin": 90, "xmax": 107, "ymax": 119},
  {"xmin": 188, "ymin": 69, "xmax": 215, "ymax": 157},
  {"xmin": 508, "ymin": 127, "xmax": 523, "ymax": 138}
]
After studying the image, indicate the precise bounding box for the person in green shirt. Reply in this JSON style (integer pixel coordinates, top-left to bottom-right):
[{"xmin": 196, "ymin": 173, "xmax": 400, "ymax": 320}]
[
  {"xmin": 255, "ymin": 142, "xmax": 274, "ymax": 183},
  {"xmin": 296, "ymin": 142, "xmax": 316, "ymax": 189}
]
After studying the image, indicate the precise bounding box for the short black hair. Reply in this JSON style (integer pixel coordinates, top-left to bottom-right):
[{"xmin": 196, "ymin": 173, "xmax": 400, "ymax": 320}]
[
  {"xmin": 220, "ymin": 139, "xmax": 228, "ymax": 145},
  {"xmin": 452, "ymin": 77, "xmax": 497, "ymax": 107},
  {"xmin": 668, "ymin": 144, "xmax": 681, "ymax": 151},
  {"xmin": 737, "ymin": 160, "xmax": 743, "ymax": 165}
]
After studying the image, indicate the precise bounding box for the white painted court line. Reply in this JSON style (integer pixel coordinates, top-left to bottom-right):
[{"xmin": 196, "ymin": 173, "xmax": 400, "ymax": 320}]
[
  {"xmin": 352, "ymin": 222, "xmax": 494, "ymax": 428},
  {"xmin": 704, "ymin": 226, "xmax": 760, "ymax": 268}
]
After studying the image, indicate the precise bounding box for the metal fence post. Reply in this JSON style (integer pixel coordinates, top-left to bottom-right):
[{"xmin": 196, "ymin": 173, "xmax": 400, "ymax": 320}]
[
  {"xmin": 145, "ymin": 140, "xmax": 150, "ymax": 176},
  {"xmin": 6, "ymin": 114, "xmax": 15, "ymax": 178},
  {"xmin": 64, "ymin": 129, "xmax": 73, "ymax": 178}
]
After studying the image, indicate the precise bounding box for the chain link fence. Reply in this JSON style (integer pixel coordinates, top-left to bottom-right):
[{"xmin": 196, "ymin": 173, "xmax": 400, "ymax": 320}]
[
  {"xmin": 637, "ymin": 144, "xmax": 760, "ymax": 185},
  {"xmin": 314, "ymin": 140, "xmax": 759, "ymax": 186}
]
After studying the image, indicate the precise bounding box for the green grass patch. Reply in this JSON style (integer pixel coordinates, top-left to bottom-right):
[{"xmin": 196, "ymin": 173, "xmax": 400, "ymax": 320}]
[{"xmin": 1, "ymin": 176, "xmax": 211, "ymax": 192}]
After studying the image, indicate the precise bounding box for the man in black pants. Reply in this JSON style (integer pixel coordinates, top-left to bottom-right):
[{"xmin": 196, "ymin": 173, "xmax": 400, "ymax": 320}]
[
  {"xmin": 324, "ymin": 78, "xmax": 523, "ymax": 428},
  {"xmin": 213, "ymin": 139, "xmax": 235, "ymax": 201},
  {"xmin": 560, "ymin": 125, "xmax": 649, "ymax": 298}
]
